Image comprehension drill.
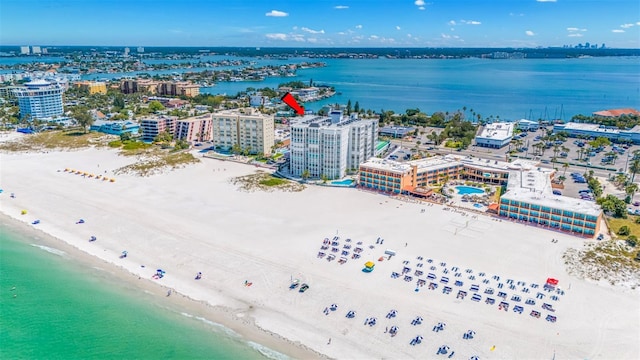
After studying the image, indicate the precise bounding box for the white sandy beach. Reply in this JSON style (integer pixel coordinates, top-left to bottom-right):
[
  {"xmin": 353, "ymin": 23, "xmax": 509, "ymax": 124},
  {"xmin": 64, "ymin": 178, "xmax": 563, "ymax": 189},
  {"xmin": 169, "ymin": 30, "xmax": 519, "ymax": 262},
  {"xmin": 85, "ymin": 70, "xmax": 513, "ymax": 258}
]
[{"xmin": 1, "ymin": 145, "xmax": 639, "ymax": 359}]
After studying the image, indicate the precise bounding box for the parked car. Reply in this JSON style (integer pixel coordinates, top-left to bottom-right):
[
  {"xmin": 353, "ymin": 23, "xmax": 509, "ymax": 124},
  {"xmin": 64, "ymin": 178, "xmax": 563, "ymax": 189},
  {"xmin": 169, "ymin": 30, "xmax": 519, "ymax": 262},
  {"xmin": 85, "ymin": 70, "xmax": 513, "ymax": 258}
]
[
  {"xmin": 597, "ymin": 234, "xmax": 604, "ymax": 241},
  {"xmin": 299, "ymin": 283, "xmax": 310, "ymax": 293}
]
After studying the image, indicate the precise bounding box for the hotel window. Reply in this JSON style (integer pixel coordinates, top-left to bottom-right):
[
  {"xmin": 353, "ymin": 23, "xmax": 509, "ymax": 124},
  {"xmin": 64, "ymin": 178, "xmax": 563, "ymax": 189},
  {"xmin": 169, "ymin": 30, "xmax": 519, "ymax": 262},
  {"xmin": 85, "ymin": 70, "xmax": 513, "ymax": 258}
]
[{"xmin": 562, "ymin": 210, "xmax": 574, "ymax": 217}]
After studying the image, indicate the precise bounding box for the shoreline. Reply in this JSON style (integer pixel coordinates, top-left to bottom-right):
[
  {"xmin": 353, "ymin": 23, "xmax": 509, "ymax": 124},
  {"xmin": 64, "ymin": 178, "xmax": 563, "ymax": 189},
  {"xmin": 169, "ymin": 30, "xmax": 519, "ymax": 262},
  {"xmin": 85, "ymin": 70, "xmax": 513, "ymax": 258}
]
[
  {"xmin": 1, "ymin": 146, "xmax": 639, "ymax": 359},
  {"xmin": 0, "ymin": 211, "xmax": 328, "ymax": 360}
]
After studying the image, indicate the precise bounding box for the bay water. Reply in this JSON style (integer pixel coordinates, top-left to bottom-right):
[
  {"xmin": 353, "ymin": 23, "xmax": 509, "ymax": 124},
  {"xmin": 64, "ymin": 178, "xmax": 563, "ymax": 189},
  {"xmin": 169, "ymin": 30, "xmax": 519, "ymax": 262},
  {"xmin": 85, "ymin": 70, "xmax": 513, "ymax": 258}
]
[{"xmin": 0, "ymin": 219, "xmax": 278, "ymax": 360}]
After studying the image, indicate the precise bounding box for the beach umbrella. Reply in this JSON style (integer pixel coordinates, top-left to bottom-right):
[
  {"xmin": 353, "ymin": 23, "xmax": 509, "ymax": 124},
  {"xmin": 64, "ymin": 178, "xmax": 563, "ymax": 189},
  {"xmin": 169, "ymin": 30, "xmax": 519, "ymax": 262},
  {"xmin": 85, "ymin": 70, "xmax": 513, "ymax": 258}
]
[
  {"xmin": 467, "ymin": 330, "xmax": 476, "ymax": 336},
  {"xmin": 470, "ymin": 356, "xmax": 479, "ymax": 360},
  {"xmin": 330, "ymin": 303, "xmax": 338, "ymax": 310},
  {"xmin": 417, "ymin": 335, "xmax": 423, "ymax": 341}
]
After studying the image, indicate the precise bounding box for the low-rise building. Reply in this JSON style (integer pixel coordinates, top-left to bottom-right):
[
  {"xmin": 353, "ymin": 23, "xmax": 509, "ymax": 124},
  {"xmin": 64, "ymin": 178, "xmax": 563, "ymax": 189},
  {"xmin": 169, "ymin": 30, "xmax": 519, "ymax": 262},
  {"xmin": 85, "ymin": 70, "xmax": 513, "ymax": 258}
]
[
  {"xmin": 499, "ymin": 170, "xmax": 601, "ymax": 237},
  {"xmin": 90, "ymin": 120, "xmax": 140, "ymax": 135},
  {"xmin": 140, "ymin": 116, "xmax": 177, "ymax": 142},
  {"xmin": 592, "ymin": 108, "xmax": 640, "ymax": 118},
  {"xmin": 212, "ymin": 108, "xmax": 274, "ymax": 156},
  {"xmin": 358, "ymin": 154, "xmax": 602, "ymax": 237},
  {"xmin": 475, "ymin": 122, "xmax": 514, "ymax": 148},
  {"xmin": 553, "ymin": 122, "xmax": 640, "ymax": 144},
  {"xmin": 516, "ymin": 119, "xmax": 539, "ymax": 132},
  {"xmin": 175, "ymin": 115, "xmax": 213, "ymax": 142},
  {"xmin": 379, "ymin": 125, "xmax": 416, "ymax": 138}
]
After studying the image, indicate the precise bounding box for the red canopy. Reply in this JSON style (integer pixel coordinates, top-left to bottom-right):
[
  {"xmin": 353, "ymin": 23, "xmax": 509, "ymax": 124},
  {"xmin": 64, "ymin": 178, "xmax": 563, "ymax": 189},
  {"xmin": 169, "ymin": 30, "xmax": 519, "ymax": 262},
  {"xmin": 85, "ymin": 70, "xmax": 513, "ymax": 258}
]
[{"xmin": 546, "ymin": 278, "xmax": 559, "ymax": 285}]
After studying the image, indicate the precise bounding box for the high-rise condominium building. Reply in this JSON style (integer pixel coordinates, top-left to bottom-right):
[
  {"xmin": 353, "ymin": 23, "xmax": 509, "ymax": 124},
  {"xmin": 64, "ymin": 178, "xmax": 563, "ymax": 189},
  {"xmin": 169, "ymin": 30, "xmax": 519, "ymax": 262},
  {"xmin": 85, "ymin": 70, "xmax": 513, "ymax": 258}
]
[
  {"xmin": 13, "ymin": 80, "xmax": 64, "ymax": 120},
  {"xmin": 289, "ymin": 110, "xmax": 378, "ymax": 180},
  {"xmin": 212, "ymin": 108, "xmax": 274, "ymax": 156}
]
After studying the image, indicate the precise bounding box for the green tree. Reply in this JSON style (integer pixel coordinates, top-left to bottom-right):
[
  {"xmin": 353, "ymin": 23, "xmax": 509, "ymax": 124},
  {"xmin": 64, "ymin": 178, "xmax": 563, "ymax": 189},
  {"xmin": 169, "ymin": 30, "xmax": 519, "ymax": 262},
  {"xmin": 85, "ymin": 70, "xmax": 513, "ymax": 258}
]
[
  {"xmin": 153, "ymin": 131, "xmax": 173, "ymax": 143},
  {"xmin": 354, "ymin": 101, "xmax": 360, "ymax": 114},
  {"xmin": 618, "ymin": 225, "xmax": 631, "ymax": 236},
  {"xmin": 630, "ymin": 157, "xmax": 640, "ymax": 182},
  {"xmin": 301, "ymin": 169, "xmax": 310, "ymax": 181},
  {"xmin": 148, "ymin": 100, "xmax": 165, "ymax": 112},
  {"xmin": 113, "ymin": 95, "xmax": 125, "ymax": 111},
  {"xmin": 120, "ymin": 131, "xmax": 132, "ymax": 141},
  {"xmin": 346, "ymin": 99, "xmax": 352, "ymax": 115},
  {"xmin": 72, "ymin": 106, "xmax": 94, "ymax": 133}
]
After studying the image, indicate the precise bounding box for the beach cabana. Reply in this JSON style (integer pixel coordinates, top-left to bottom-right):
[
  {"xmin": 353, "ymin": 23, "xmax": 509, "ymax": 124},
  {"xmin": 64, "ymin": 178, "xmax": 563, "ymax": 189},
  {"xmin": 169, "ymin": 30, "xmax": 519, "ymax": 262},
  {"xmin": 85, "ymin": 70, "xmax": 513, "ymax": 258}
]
[{"xmin": 363, "ymin": 261, "xmax": 375, "ymax": 272}]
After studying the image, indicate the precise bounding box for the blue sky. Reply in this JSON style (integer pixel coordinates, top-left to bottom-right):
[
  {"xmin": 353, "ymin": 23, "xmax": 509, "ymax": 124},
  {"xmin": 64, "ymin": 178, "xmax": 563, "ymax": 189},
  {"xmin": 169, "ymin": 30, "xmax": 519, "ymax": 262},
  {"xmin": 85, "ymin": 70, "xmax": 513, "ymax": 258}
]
[{"xmin": 1, "ymin": 0, "xmax": 639, "ymax": 48}]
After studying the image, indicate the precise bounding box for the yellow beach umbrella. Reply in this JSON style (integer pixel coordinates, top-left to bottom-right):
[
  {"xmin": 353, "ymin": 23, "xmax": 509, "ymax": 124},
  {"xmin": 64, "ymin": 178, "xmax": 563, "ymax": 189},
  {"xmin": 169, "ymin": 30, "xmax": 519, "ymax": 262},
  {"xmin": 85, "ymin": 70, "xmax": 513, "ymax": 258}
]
[
  {"xmin": 364, "ymin": 261, "xmax": 375, "ymax": 268},
  {"xmin": 110, "ymin": 178, "xmax": 115, "ymax": 182},
  {"xmin": 21, "ymin": 210, "xmax": 27, "ymax": 215}
]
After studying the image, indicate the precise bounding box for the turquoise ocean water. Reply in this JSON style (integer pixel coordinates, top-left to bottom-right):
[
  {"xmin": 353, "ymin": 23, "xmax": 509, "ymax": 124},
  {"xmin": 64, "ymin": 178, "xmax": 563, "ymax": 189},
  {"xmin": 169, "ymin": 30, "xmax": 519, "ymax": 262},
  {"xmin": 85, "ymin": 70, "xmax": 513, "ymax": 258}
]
[{"xmin": 0, "ymin": 220, "xmax": 272, "ymax": 360}]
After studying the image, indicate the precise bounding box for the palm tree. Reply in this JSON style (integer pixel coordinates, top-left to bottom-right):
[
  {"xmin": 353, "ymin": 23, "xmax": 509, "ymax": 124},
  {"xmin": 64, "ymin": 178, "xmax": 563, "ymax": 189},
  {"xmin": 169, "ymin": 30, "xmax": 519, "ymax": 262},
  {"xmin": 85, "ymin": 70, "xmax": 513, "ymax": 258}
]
[
  {"xmin": 625, "ymin": 183, "xmax": 638, "ymax": 198},
  {"xmin": 630, "ymin": 158, "xmax": 640, "ymax": 182},
  {"xmin": 562, "ymin": 162, "xmax": 569, "ymax": 176},
  {"xmin": 301, "ymin": 169, "xmax": 310, "ymax": 181}
]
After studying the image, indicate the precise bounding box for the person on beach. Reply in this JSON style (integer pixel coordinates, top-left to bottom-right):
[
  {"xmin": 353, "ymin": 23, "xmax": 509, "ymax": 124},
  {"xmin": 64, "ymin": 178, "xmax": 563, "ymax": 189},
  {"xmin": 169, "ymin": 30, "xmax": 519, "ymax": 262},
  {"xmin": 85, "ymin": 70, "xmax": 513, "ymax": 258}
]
[
  {"xmin": 167, "ymin": 289, "xmax": 172, "ymax": 297},
  {"xmin": 327, "ymin": 338, "xmax": 331, "ymax": 345}
]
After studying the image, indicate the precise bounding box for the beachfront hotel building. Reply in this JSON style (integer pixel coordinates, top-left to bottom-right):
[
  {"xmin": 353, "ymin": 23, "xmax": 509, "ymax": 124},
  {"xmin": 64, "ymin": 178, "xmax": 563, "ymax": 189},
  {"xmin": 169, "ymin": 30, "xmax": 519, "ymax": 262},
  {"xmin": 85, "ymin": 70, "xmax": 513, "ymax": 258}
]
[
  {"xmin": 474, "ymin": 122, "xmax": 515, "ymax": 149},
  {"xmin": 12, "ymin": 80, "xmax": 64, "ymax": 120},
  {"xmin": 358, "ymin": 155, "xmax": 511, "ymax": 195},
  {"xmin": 140, "ymin": 116, "xmax": 177, "ymax": 142},
  {"xmin": 289, "ymin": 110, "xmax": 378, "ymax": 180},
  {"xmin": 358, "ymin": 155, "xmax": 602, "ymax": 237},
  {"xmin": 175, "ymin": 115, "xmax": 213, "ymax": 142},
  {"xmin": 498, "ymin": 171, "xmax": 602, "ymax": 237},
  {"xmin": 211, "ymin": 108, "xmax": 274, "ymax": 156},
  {"xmin": 75, "ymin": 81, "xmax": 107, "ymax": 95}
]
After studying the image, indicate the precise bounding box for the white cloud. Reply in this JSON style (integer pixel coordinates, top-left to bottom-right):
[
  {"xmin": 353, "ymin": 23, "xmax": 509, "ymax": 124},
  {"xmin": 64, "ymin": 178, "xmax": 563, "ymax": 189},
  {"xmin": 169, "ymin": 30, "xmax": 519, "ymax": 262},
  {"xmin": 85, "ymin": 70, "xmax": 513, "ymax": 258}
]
[
  {"xmin": 448, "ymin": 20, "xmax": 456, "ymax": 26},
  {"xmin": 301, "ymin": 27, "xmax": 325, "ymax": 34},
  {"xmin": 637, "ymin": 21, "xmax": 640, "ymax": 25},
  {"xmin": 407, "ymin": 33, "xmax": 412, "ymax": 38},
  {"xmin": 337, "ymin": 32, "xmax": 346, "ymax": 35},
  {"xmin": 307, "ymin": 38, "xmax": 318, "ymax": 43},
  {"xmin": 441, "ymin": 33, "xmax": 451, "ymax": 39},
  {"xmin": 418, "ymin": 6, "xmax": 425, "ymax": 10},
  {"xmin": 525, "ymin": 30, "xmax": 535, "ymax": 36},
  {"xmin": 461, "ymin": 20, "xmax": 481, "ymax": 25},
  {"xmin": 265, "ymin": 10, "xmax": 288, "ymax": 17},
  {"xmin": 265, "ymin": 33, "xmax": 288, "ymax": 40},
  {"xmin": 567, "ymin": 27, "xmax": 587, "ymax": 32},
  {"xmin": 334, "ymin": 5, "xmax": 349, "ymax": 9},
  {"xmin": 415, "ymin": 0, "xmax": 425, "ymax": 5},
  {"xmin": 536, "ymin": 0, "xmax": 557, "ymax": 2},
  {"xmin": 612, "ymin": 29, "xmax": 625, "ymax": 33},
  {"xmin": 620, "ymin": 23, "xmax": 635, "ymax": 28},
  {"xmin": 396, "ymin": 26, "xmax": 401, "ymax": 30},
  {"xmin": 291, "ymin": 34, "xmax": 305, "ymax": 42},
  {"xmin": 355, "ymin": 24, "xmax": 363, "ymax": 29},
  {"xmin": 510, "ymin": 12, "xmax": 525, "ymax": 17},
  {"xmin": 369, "ymin": 35, "xmax": 379, "ymax": 39},
  {"xmin": 568, "ymin": 33, "xmax": 583, "ymax": 37}
]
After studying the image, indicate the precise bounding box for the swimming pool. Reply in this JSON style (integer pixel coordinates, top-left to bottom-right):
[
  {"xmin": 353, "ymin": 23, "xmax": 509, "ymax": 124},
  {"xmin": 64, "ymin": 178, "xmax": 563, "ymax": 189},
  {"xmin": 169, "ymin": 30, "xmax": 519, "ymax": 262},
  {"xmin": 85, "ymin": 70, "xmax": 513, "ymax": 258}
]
[
  {"xmin": 331, "ymin": 179, "xmax": 355, "ymax": 186},
  {"xmin": 455, "ymin": 186, "xmax": 485, "ymax": 195}
]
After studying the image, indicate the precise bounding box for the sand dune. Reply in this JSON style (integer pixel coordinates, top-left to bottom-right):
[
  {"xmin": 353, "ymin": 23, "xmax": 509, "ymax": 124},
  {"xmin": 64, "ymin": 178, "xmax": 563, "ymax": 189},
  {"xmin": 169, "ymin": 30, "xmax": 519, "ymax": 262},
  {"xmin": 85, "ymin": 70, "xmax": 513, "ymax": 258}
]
[{"xmin": 1, "ymin": 147, "xmax": 638, "ymax": 359}]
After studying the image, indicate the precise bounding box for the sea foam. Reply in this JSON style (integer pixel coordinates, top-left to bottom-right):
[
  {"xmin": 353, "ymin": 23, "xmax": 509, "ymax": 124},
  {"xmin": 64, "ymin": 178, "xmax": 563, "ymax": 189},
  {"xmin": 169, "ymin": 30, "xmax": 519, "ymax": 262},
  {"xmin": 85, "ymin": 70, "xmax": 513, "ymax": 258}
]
[{"xmin": 30, "ymin": 244, "xmax": 66, "ymax": 256}]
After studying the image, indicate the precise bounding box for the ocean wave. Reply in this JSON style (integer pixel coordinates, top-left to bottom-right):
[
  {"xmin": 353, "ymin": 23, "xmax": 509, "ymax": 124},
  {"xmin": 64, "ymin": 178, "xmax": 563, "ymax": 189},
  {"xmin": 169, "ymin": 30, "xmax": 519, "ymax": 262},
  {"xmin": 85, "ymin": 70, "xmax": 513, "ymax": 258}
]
[
  {"xmin": 179, "ymin": 312, "xmax": 241, "ymax": 338},
  {"xmin": 247, "ymin": 341, "xmax": 291, "ymax": 360},
  {"xmin": 30, "ymin": 244, "xmax": 66, "ymax": 256}
]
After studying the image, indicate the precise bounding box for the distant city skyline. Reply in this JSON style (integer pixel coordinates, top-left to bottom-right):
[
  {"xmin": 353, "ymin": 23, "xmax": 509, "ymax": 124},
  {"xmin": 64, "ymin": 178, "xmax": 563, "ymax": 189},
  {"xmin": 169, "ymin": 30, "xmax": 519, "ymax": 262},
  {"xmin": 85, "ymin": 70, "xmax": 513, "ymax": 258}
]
[{"xmin": 1, "ymin": 0, "xmax": 639, "ymax": 48}]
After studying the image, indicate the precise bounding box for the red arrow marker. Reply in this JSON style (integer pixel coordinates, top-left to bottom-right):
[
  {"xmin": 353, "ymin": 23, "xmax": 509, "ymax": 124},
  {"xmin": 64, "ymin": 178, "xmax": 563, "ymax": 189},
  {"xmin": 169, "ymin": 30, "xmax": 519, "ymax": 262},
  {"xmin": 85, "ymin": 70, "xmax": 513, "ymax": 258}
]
[{"xmin": 281, "ymin": 92, "xmax": 304, "ymax": 115}]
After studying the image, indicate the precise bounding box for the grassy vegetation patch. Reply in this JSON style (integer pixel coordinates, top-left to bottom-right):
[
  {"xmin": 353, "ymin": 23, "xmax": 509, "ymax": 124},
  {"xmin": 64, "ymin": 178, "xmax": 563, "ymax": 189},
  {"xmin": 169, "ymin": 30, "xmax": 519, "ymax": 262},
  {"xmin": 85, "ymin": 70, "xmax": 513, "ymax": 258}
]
[
  {"xmin": 259, "ymin": 177, "xmax": 287, "ymax": 186},
  {"xmin": 231, "ymin": 171, "xmax": 305, "ymax": 192},
  {"xmin": 608, "ymin": 216, "xmax": 640, "ymax": 237},
  {"xmin": 113, "ymin": 152, "xmax": 200, "ymax": 177},
  {"xmin": 0, "ymin": 130, "xmax": 112, "ymax": 152}
]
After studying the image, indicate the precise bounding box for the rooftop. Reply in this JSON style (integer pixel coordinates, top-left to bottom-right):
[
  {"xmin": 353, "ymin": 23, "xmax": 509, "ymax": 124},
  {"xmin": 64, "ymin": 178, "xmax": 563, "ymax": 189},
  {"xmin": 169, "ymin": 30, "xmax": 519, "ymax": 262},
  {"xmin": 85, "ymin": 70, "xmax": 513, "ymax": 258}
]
[
  {"xmin": 502, "ymin": 170, "xmax": 601, "ymax": 216},
  {"xmin": 593, "ymin": 108, "xmax": 640, "ymax": 117},
  {"xmin": 476, "ymin": 122, "xmax": 515, "ymax": 141}
]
